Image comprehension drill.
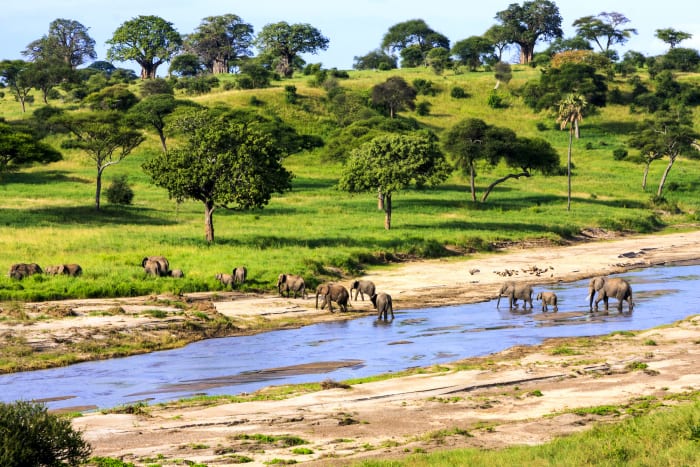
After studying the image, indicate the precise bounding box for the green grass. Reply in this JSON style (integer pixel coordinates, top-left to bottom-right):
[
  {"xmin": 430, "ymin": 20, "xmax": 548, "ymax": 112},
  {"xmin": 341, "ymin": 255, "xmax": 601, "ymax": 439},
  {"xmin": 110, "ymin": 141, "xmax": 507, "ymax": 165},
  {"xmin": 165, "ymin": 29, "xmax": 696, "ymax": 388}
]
[
  {"xmin": 354, "ymin": 397, "xmax": 700, "ymax": 466},
  {"xmin": 1, "ymin": 66, "xmax": 700, "ymax": 301}
]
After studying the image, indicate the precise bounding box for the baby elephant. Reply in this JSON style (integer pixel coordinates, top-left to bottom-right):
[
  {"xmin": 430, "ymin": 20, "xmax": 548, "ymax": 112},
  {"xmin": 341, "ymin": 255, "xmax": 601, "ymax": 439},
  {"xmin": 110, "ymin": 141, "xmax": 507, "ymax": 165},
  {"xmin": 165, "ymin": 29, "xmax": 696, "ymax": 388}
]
[
  {"xmin": 350, "ymin": 279, "xmax": 376, "ymax": 301},
  {"xmin": 536, "ymin": 291, "xmax": 558, "ymax": 312},
  {"xmin": 215, "ymin": 273, "xmax": 234, "ymax": 288},
  {"xmin": 45, "ymin": 264, "xmax": 83, "ymax": 277},
  {"xmin": 169, "ymin": 269, "xmax": 184, "ymax": 278},
  {"xmin": 371, "ymin": 292, "xmax": 394, "ymax": 320}
]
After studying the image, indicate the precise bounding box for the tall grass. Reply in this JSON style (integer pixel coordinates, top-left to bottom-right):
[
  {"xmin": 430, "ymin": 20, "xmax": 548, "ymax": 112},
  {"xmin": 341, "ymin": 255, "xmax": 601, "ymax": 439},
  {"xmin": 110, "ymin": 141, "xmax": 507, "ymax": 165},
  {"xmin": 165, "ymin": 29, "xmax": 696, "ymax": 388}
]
[{"xmin": 1, "ymin": 67, "xmax": 699, "ymax": 300}]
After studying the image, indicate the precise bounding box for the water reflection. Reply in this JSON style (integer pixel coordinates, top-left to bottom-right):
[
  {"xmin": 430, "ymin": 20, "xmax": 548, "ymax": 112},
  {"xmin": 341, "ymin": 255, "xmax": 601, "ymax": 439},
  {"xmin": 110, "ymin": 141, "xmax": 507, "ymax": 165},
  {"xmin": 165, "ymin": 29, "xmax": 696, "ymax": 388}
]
[{"xmin": 1, "ymin": 263, "xmax": 699, "ymax": 411}]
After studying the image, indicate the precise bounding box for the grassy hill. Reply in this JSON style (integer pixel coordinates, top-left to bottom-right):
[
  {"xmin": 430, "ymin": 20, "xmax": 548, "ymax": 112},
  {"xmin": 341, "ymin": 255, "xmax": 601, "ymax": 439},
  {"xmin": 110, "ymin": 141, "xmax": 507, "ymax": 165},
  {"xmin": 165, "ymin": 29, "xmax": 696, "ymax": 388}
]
[{"xmin": 1, "ymin": 65, "xmax": 699, "ymax": 300}]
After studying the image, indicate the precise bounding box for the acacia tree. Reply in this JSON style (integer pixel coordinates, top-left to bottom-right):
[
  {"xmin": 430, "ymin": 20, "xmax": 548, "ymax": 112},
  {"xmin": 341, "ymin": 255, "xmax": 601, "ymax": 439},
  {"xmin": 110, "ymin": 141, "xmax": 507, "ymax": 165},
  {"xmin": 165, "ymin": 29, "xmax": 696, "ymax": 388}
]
[
  {"xmin": 655, "ymin": 28, "xmax": 693, "ymax": 49},
  {"xmin": 371, "ymin": 76, "xmax": 417, "ymax": 118},
  {"xmin": 107, "ymin": 15, "xmax": 182, "ymax": 79},
  {"xmin": 0, "ymin": 121, "xmax": 62, "ymax": 176},
  {"xmin": 0, "ymin": 60, "xmax": 34, "ymax": 112},
  {"xmin": 494, "ymin": 0, "xmax": 563, "ymax": 64},
  {"xmin": 451, "ymin": 36, "xmax": 496, "ymax": 71},
  {"xmin": 628, "ymin": 106, "xmax": 700, "ymax": 197},
  {"xmin": 572, "ymin": 12, "xmax": 637, "ymax": 55},
  {"xmin": 55, "ymin": 111, "xmax": 144, "ymax": 210},
  {"xmin": 338, "ymin": 133, "xmax": 451, "ymax": 230},
  {"xmin": 143, "ymin": 110, "xmax": 293, "ymax": 243},
  {"xmin": 185, "ymin": 14, "xmax": 254, "ymax": 74},
  {"xmin": 442, "ymin": 118, "xmax": 489, "ymax": 201},
  {"xmin": 255, "ymin": 22, "xmax": 329, "ymax": 78},
  {"xmin": 22, "ymin": 18, "xmax": 96, "ymax": 68},
  {"xmin": 381, "ymin": 19, "xmax": 450, "ymax": 67},
  {"xmin": 557, "ymin": 94, "xmax": 587, "ymax": 211}
]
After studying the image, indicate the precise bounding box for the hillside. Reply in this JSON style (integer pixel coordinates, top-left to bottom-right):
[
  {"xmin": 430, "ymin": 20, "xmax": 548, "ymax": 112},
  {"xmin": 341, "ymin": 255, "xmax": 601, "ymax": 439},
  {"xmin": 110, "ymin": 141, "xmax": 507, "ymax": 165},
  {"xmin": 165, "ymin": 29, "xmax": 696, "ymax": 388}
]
[{"xmin": 0, "ymin": 66, "xmax": 699, "ymax": 302}]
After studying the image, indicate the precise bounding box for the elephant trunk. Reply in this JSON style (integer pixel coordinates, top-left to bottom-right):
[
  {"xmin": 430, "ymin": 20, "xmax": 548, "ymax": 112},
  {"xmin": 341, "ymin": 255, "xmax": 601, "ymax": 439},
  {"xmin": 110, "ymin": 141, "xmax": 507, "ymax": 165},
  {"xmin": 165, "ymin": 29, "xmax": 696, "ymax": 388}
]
[
  {"xmin": 587, "ymin": 289, "xmax": 594, "ymax": 309},
  {"xmin": 497, "ymin": 294, "xmax": 501, "ymax": 307}
]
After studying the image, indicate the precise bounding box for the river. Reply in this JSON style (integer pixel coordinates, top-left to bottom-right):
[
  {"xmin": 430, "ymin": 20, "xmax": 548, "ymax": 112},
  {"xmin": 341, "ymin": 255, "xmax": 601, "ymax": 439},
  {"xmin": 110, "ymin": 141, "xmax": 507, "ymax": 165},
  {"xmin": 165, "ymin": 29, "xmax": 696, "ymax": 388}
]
[{"xmin": 2, "ymin": 262, "xmax": 699, "ymax": 411}]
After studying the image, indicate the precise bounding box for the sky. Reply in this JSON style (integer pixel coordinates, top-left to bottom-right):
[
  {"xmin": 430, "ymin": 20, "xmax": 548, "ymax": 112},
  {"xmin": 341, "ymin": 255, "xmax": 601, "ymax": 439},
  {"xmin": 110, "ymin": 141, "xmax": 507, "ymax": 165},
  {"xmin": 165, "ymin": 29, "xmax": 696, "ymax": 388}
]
[{"xmin": 2, "ymin": 0, "xmax": 699, "ymax": 73}]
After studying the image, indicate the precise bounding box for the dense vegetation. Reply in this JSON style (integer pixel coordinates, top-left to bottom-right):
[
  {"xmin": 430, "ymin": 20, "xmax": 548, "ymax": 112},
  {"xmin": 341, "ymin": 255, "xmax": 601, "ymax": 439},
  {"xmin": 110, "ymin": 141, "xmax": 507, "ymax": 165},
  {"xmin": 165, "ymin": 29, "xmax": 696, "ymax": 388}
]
[{"xmin": 1, "ymin": 63, "xmax": 699, "ymax": 301}]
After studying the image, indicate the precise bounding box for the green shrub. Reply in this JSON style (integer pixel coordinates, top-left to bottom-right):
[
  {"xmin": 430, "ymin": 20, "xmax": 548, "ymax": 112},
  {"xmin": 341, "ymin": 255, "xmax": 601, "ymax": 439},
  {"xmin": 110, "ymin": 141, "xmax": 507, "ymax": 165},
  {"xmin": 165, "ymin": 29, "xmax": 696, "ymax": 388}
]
[
  {"xmin": 105, "ymin": 175, "xmax": 134, "ymax": 205},
  {"xmin": 487, "ymin": 91, "xmax": 506, "ymax": 108},
  {"xmin": 0, "ymin": 401, "xmax": 92, "ymax": 466},
  {"xmin": 416, "ymin": 101, "xmax": 431, "ymax": 116},
  {"xmin": 450, "ymin": 86, "xmax": 468, "ymax": 99},
  {"xmin": 285, "ymin": 85, "xmax": 298, "ymax": 104},
  {"xmin": 613, "ymin": 148, "xmax": 628, "ymax": 160}
]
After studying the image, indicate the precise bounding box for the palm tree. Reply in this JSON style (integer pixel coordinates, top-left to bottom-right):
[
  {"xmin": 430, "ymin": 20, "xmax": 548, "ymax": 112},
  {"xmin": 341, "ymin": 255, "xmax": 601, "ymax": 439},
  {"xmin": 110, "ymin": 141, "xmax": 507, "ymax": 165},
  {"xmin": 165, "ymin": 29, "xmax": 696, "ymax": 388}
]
[{"xmin": 557, "ymin": 94, "xmax": 587, "ymax": 211}]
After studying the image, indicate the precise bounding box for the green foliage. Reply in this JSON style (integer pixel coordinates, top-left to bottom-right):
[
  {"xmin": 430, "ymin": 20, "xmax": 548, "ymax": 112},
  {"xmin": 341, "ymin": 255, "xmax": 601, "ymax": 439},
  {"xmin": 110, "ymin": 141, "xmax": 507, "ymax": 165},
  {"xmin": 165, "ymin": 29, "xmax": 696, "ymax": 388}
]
[
  {"xmin": 106, "ymin": 15, "xmax": 182, "ymax": 79},
  {"xmin": 105, "ymin": 175, "xmax": 134, "ymax": 205},
  {"xmin": 284, "ymin": 85, "xmax": 298, "ymax": 104},
  {"xmin": 0, "ymin": 121, "xmax": 62, "ymax": 172},
  {"xmin": 487, "ymin": 91, "xmax": 506, "ymax": 109},
  {"xmin": 185, "ymin": 14, "xmax": 254, "ymax": 75},
  {"xmin": 84, "ymin": 84, "xmax": 139, "ymax": 111},
  {"xmin": 168, "ymin": 53, "xmax": 204, "ymax": 77},
  {"xmin": 255, "ymin": 22, "xmax": 329, "ymax": 77},
  {"xmin": 451, "ymin": 36, "xmax": 496, "ymax": 71},
  {"xmin": 173, "ymin": 75, "xmax": 220, "ymax": 95},
  {"xmin": 372, "ymin": 76, "xmax": 417, "ymax": 118},
  {"xmin": 522, "ymin": 63, "xmax": 607, "ymax": 112},
  {"xmin": 412, "ymin": 79, "xmax": 438, "ymax": 96},
  {"xmin": 353, "ymin": 49, "xmax": 397, "ymax": 70},
  {"xmin": 381, "ymin": 19, "xmax": 450, "ymax": 67},
  {"xmin": 415, "ymin": 101, "xmax": 431, "ymax": 116},
  {"xmin": 450, "ymin": 86, "xmax": 468, "ymax": 99},
  {"xmin": 0, "ymin": 401, "xmax": 92, "ymax": 466},
  {"xmin": 612, "ymin": 148, "xmax": 628, "ymax": 160},
  {"xmin": 91, "ymin": 457, "xmax": 136, "ymax": 467},
  {"xmin": 139, "ymin": 78, "xmax": 174, "ymax": 97}
]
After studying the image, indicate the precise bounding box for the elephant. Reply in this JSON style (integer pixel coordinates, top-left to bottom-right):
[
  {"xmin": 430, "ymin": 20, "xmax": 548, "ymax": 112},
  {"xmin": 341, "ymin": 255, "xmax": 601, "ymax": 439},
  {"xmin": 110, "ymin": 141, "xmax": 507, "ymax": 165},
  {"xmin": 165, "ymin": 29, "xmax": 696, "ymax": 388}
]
[
  {"xmin": 497, "ymin": 281, "xmax": 533, "ymax": 309},
  {"xmin": 8, "ymin": 263, "xmax": 42, "ymax": 280},
  {"xmin": 46, "ymin": 264, "xmax": 82, "ymax": 276},
  {"xmin": 169, "ymin": 269, "xmax": 184, "ymax": 278},
  {"xmin": 277, "ymin": 273, "xmax": 307, "ymax": 299},
  {"xmin": 142, "ymin": 256, "xmax": 169, "ymax": 277},
  {"xmin": 536, "ymin": 291, "xmax": 558, "ymax": 312},
  {"xmin": 588, "ymin": 276, "xmax": 633, "ymax": 313},
  {"xmin": 371, "ymin": 292, "xmax": 394, "ymax": 320},
  {"xmin": 215, "ymin": 273, "xmax": 234, "ymax": 288},
  {"xmin": 232, "ymin": 266, "xmax": 247, "ymax": 286},
  {"xmin": 350, "ymin": 280, "xmax": 376, "ymax": 301},
  {"xmin": 315, "ymin": 283, "xmax": 349, "ymax": 313}
]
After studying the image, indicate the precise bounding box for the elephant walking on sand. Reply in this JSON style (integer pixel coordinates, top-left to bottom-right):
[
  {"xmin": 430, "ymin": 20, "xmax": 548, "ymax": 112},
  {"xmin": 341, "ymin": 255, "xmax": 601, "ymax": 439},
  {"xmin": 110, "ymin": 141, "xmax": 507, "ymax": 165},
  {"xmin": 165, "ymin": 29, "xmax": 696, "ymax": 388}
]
[
  {"xmin": 277, "ymin": 274, "xmax": 307, "ymax": 299},
  {"xmin": 350, "ymin": 280, "xmax": 376, "ymax": 301},
  {"xmin": 588, "ymin": 276, "xmax": 633, "ymax": 313},
  {"xmin": 371, "ymin": 292, "xmax": 394, "ymax": 320},
  {"xmin": 316, "ymin": 283, "xmax": 349, "ymax": 312},
  {"xmin": 536, "ymin": 291, "xmax": 558, "ymax": 312},
  {"xmin": 497, "ymin": 281, "xmax": 533, "ymax": 309}
]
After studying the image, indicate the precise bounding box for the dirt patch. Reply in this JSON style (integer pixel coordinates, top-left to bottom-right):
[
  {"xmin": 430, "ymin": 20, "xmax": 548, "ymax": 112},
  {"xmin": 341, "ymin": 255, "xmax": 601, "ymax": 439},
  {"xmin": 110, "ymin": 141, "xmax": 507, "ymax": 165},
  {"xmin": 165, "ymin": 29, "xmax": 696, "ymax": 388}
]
[{"xmin": 6, "ymin": 229, "xmax": 700, "ymax": 465}]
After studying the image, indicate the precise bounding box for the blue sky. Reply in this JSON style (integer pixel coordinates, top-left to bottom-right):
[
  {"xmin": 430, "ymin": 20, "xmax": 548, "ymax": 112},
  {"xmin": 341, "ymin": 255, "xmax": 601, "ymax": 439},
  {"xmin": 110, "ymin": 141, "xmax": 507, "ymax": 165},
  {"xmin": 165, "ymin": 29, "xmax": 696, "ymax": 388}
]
[{"xmin": 2, "ymin": 0, "xmax": 698, "ymax": 72}]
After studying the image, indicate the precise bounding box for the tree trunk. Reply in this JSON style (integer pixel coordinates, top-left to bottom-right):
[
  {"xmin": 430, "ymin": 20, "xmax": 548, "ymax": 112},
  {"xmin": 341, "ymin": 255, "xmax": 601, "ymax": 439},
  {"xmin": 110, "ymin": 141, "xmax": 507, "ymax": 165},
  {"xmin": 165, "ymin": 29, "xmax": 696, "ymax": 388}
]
[
  {"xmin": 567, "ymin": 128, "xmax": 573, "ymax": 211},
  {"xmin": 204, "ymin": 201, "xmax": 216, "ymax": 243},
  {"xmin": 469, "ymin": 164, "xmax": 476, "ymax": 202},
  {"xmin": 377, "ymin": 188, "xmax": 384, "ymax": 210},
  {"xmin": 642, "ymin": 162, "xmax": 650, "ymax": 190},
  {"xmin": 95, "ymin": 168, "xmax": 103, "ymax": 210},
  {"xmin": 574, "ymin": 120, "xmax": 580, "ymax": 139},
  {"xmin": 212, "ymin": 58, "xmax": 228, "ymax": 74},
  {"xmin": 384, "ymin": 193, "xmax": 392, "ymax": 230},
  {"xmin": 158, "ymin": 131, "xmax": 167, "ymax": 153},
  {"xmin": 657, "ymin": 156, "xmax": 676, "ymax": 197},
  {"xmin": 481, "ymin": 172, "xmax": 530, "ymax": 202}
]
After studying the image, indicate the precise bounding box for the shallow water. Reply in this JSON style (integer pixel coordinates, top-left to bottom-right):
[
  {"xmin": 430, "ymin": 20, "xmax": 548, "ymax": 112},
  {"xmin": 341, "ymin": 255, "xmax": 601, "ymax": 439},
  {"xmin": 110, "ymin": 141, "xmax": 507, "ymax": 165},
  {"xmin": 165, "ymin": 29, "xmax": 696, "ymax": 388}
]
[{"xmin": 2, "ymin": 263, "xmax": 699, "ymax": 411}]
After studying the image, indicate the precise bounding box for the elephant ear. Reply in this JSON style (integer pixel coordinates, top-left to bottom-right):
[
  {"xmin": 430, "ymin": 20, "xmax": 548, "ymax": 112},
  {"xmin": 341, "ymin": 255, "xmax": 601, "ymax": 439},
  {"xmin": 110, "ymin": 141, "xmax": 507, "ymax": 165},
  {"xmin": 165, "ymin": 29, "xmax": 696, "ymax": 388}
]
[{"xmin": 142, "ymin": 257, "xmax": 149, "ymax": 267}]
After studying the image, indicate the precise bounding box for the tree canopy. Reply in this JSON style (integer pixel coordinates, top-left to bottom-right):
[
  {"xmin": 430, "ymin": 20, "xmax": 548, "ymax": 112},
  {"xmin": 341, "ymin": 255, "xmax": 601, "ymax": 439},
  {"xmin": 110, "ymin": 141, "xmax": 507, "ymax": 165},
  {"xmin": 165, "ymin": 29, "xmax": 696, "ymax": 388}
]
[
  {"xmin": 107, "ymin": 15, "xmax": 182, "ymax": 79},
  {"xmin": 451, "ymin": 36, "xmax": 496, "ymax": 71},
  {"xmin": 0, "ymin": 60, "xmax": 35, "ymax": 112},
  {"xmin": 0, "ymin": 121, "xmax": 62, "ymax": 175},
  {"xmin": 338, "ymin": 133, "xmax": 451, "ymax": 229},
  {"xmin": 371, "ymin": 76, "xmax": 417, "ymax": 118},
  {"xmin": 185, "ymin": 14, "xmax": 254, "ymax": 74},
  {"xmin": 494, "ymin": 0, "xmax": 563, "ymax": 64},
  {"xmin": 572, "ymin": 12, "xmax": 637, "ymax": 55},
  {"xmin": 22, "ymin": 18, "xmax": 96, "ymax": 69},
  {"xmin": 143, "ymin": 110, "xmax": 294, "ymax": 243},
  {"xmin": 381, "ymin": 19, "xmax": 450, "ymax": 68},
  {"xmin": 255, "ymin": 22, "xmax": 329, "ymax": 78},
  {"xmin": 353, "ymin": 49, "xmax": 398, "ymax": 71},
  {"xmin": 655, "ymin": 28, "xmax": 693, "ymax": 49}
]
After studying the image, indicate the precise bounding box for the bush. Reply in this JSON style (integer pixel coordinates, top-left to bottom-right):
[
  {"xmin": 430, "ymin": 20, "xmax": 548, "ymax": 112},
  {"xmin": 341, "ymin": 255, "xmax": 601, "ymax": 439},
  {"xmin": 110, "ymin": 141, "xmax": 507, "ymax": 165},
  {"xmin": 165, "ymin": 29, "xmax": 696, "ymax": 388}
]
[
  {"xmin": 487, "ymin": 91, "xmax": 506, "ymax": 109},
  {"xmin": 0, "ymin": 401, "xmax": 92, "ymax": 466},
  {"xmin": 416, "ymin": 101, "xmax": 431, "ymax": 116},
  {"xmin": 613, "ymin": 148, "xmax": 628, "ymax": 160},
  {"xmin": 106, "ymin": 175, "xmax": 134, "ymax": 205},
  {"xmin": 450, "ymin": 86, "xmax": 468, "ymax": 99},
  {"xmin": 284, "ymin": 85, "xmax": 298, "ymax": 104}
]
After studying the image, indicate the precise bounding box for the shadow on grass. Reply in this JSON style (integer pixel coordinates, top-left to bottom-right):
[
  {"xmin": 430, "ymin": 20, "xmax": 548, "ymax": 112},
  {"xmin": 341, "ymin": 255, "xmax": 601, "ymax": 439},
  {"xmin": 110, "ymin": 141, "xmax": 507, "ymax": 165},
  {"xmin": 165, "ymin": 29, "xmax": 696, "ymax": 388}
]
[
  {"xmin": 3, "ymin": 170, "xmax": 92, "ymax": 185},
  {"xmin": 0, "ymin": 205, "xmax": 176, "ymax": 227}
]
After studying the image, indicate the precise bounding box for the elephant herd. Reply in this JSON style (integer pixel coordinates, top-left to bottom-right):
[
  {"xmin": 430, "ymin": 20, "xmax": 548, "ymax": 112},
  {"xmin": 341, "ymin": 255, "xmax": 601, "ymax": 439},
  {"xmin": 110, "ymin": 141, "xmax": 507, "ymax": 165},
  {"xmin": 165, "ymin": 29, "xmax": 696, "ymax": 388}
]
[
  {"xmin": 8, "ymin": 262, "xmax": 82, "ymax": 280},
  {"xmin": 497, "ymin": 276, "xmax": 634, "ymax": 313},
  {"xmin": 277, "ymin": 274, "xmax": 394, "ymax": 320}
]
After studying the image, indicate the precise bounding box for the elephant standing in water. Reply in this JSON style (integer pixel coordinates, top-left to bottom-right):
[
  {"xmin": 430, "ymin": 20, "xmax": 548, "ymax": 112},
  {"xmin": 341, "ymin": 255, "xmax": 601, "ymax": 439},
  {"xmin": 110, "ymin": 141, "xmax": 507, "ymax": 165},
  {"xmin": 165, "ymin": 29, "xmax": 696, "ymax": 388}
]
[
  {"xmin": 536, "ymin": 291, "xmax": 558, "ymax": 312},
  {"xmin": 497, "ymin": 281, "xmax": 533, "ymax": 309},
  {"xmin": 588, "ymin": 276, "xmax": 633, "ymax": 313},
  {"xmin": 371, "ymin": 292, "xmax": 394, "ymax": 320},
  {"xmin": 316, "ymin": 283, "xmax": 349, "ymax": 312}
]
